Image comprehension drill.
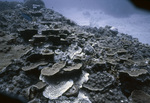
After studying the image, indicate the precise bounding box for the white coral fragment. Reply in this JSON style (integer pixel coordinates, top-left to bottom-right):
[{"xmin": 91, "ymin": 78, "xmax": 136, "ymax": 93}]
[
  {"xmin": 74, "ymin": 91, "xmax": 91, "ymax": 103},
  {"xmin": 43, "ymin": 80, "xmax": 73, "ymax": 99},
  {"xmin": 77, "ymin": 71, "xmax": 89, "ymax": 88}
]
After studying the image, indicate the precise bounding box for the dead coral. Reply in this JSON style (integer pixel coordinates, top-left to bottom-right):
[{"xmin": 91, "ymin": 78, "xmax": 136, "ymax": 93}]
[
  {"xmin": 43, "ymin": 80, "xmax": 73, "ymax": 99},
  {"xmin": 41, "ymin": 61, "xmax": 66, "ymax": 76}
]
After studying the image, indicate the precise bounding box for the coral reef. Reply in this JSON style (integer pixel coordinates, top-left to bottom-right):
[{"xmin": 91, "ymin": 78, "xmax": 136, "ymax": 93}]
[{"xmin": 0, "ymin": 1, "xmax": 150, "ymax": 103}]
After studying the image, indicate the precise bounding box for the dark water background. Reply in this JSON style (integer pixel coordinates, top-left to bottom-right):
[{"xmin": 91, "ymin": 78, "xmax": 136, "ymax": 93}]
[{"xmin": 1, "ymin": 0, "xmax": 150, "ymax": 44}]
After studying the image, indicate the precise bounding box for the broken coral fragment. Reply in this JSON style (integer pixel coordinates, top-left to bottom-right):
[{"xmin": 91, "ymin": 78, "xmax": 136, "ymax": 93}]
[
  {"xmin": 41, "ymin": 61, "xmax": 66, "ymax": 76},
  {"xmin": 43, "ymin": 80, "xmax": 73, "ymax": 99}
]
